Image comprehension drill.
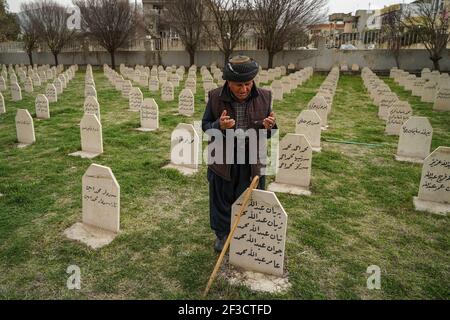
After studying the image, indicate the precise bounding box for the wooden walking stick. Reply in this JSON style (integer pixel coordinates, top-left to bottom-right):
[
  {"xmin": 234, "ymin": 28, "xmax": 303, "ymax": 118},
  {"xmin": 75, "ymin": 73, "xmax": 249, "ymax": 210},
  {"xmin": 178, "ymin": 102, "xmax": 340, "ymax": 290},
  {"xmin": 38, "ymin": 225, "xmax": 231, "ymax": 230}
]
[{"xmin": 203, "ymin": 175, "xmax": 260, "ymax": 297}]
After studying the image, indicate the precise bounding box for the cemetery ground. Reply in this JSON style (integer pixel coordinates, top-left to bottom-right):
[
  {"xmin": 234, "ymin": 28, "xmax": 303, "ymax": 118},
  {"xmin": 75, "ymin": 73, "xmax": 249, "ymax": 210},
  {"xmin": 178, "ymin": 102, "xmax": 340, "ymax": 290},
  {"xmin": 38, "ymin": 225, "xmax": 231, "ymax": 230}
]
[{"xmin": 0, "ymin": 68, "xmax": 449, "ymax": 300}]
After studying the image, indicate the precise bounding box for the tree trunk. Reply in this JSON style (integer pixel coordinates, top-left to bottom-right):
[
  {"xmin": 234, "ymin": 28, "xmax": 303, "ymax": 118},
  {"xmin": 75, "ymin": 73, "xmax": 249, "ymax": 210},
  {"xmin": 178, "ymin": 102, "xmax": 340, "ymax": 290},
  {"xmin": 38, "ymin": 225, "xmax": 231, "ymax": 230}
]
[
  {"xmin": 28, "ymin": 52, "xmax": 33, "ymax": 66},
  {"xmin": 53, "ymin": 52, "xmax": 58, "ymax": 66},
  {"xmin": 223, "ymin": 50, "xmax": 231, "ymax": 67},
  {"xmin": 268, "ymin": 52, "xmax": 275, "ymax": 69},
  {"xmin": 110, "ymin": 51, "xmax": 116, "ymax": 70},
  {"xmin": 394, "ymin": 53, "xmax": 400, "ymax": 69},
  {"xmin": 188, "ymin": 50, "xmax": 195, "ymax": 66},
  {"xmin": 431, "ymin": 57, "xmax": 441, "ymax": 72}
]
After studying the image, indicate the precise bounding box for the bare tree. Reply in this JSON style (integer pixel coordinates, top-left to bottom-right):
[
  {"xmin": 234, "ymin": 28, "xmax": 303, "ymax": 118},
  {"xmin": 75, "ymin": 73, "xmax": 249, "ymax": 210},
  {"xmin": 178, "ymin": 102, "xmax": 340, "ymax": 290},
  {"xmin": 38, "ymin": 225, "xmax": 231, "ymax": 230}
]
[
  {"xmin": 204, "ymin": 0, "xmax": 251, "ymax": 66},
  {"xmin": 24, "ymin": 0, "xmax": 75, "ymax": 66},
  {"xmin": 251, "ymin": 0, "xmax": 327, "ymax": 69},
  {"xmin": 161, "ymin": 0, "xmax": 205, "ymax": 66},
  {"xmin": 74, "ymin": 0, "xmax": 141, "ymax": 70},
  {"xmin": 402, "ymin": 0, "xmax": 450, "ymax": 71},
  {"xmin": 19, "ymin": 3, "xmax": 41, "ymax": 66},
  {"xmin": 381, "ymin": 7, "xmax": 404, "ymax": 69}
]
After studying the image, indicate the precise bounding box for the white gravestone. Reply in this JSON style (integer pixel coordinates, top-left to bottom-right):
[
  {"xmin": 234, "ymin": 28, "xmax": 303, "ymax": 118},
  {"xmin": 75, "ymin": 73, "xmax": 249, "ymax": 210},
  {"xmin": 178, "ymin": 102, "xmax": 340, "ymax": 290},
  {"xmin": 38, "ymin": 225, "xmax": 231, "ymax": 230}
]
[
  {"xmin": 85, "ymin": 85, "xmax": 97, "ymax": 99},
  {"xmin": 121, "ymin": 80, "xmax": 132, "ymax": 99},
  {"xmin": 64, "ymin": 164, "xmax": 120, "ymax": 249},
  {"xmin": 0, "ymin": 76, "xmax": 6, "ymax": 91},
  {"xmin": 35, "ymin": 94, "xmax": 50, "ymax": 119},
  {"xmin": 163, "ymin": 123, "xmax": 200, "ymax": 176},
  {"xmin": 178, "ymin": 88, "xmax": 195, "ymax": 116},
  {"xmin": 11, "ymin": 83, "xmax": 22, "ymax": 101},
  {"xmin": 69, "ymin": 114, "xmax": 103, "ymax": 159},
  {"xmin": 268, "ymin": 134, "xmax": 312, "ymax": 196},
  {"xmin": 137, "ymin": 98, "xmax": 159, "ymax": 132},
  {"xmin": 413, "ymin": 147, "xmax": 450, "ymax": 215},
  {"xmin": 161, "ymin": 82, "xmax": 174, "ymax": 101},
  {"xmin": 308, "ymin": 95, "xmax": 329, "ymax": 130},
  {"xmin": 129, "ymin": 87, "xmax": 143, "ymax": 112},
  {"xmin": 24, "ymin": 77, "xmax": 33, "ymax": 93},
  {"xmin": 15, "ymin": 109, "xmax": 35, "ymax": 148},
  {"xmin": 385, "ymin": 101, "xmax": 413, "ymax": 136},
  {"xmin": 0, "ymin": 92, "xmax": 4, "ymax": 113},
  {"xmin": 185, "ymin": 78, "xmax": 197, "ymax": 94},
  {"xmin": 84, "ymin": 96, "xmax": 101, "ymax": 123},
  {"xmin": 271, "ymin": 80, "xmax": 283, "ymax": 101},
  {"xmin": 433, "ymin": 87, "xmax": 450, "ymax": 112},
  {"xmin": 54, "ymin": 78, "xmax": 63, "ymax": 95},
  {"xmin": 378, "ymin": 93, "xmax": 399, "ymax": 120},
  {"xmin": 230, "ymin": 189, "xmax": 288, "ymax": 277},
  {"xmin": 422, "ymin": 81, "xmax": 437, "ymax": 103},
  {"xmin": 149, "ymin": 77, "xmax": 159, "ymax": 92},
  {"xmin": 396, "ymin": 117, "xmax": 433, "ymax": 163},
  {"xmin": 46, "ymin": 84, "xmax": 57, "ymax": 103},
  {"xmin": 295, "ymin": 110, "xmax": 322, "ymax": 152}
]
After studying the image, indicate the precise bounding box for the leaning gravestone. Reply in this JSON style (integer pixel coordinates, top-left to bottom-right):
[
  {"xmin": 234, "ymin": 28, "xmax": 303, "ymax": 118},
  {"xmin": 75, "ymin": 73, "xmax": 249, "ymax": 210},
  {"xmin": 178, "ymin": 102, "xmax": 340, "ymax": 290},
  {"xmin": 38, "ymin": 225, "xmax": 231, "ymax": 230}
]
[
  {"xmin": 295, "ymin": 110, "xmax": 322, "ymax": 152},
  {"xmin": 0, "ymin": 92, "xmax": 4, "ymax": 113},
  {"xmin": 433, "ymin": 87, "xmax": 450, "ymax": 112},
  {"xmin": 69, "ymin": 114, "xmax": 103, "ymax": 159},
  {"xmin": 396, "ymin": 117, "xmax": 433, "ymax": 163},
  {"xmin": 136, "ymin": 98, "xmax": 158, "ymax": 132},
  {"xmin": 385, "ymin": 101, "xmax": 413, "ymax": 135},
  {"xmin": 268, "ymin": 134, "xmax": 312, "ymax": 196},
  {"xmin": 178, "ymin": 89, "xmax": 194, "ymax": 117},
  {"xmin": 35, "ymin": 94, "xmax": 50, "ymax": 119},
  {"xmin": 307, "ymin": 95, "xmax": 329, "ymax": 130},
  {"xmin": 230, "ymin": 189, "xmax": 288, "ymax": 277},
  {"xmin": 46, "ymin": 84, "xmax": 57, "ymax": 103},
  {"xmin": 64, "ymin": 164, "xmax": 120, "ymax": 249},
  {"xmin": 129, "ymin": 87, "xmax": 143, "ymax": 112},
  {"xmin": 161, "ymin": 82, "xmax": 174, "ymax": 102},
  {"xmin": 163, "ymin": 123, "xmax": 200, "ymax": 176},
  {"xmin": 11, "ymin": 83, "xmax": 22, "ymax": 101},
  {"xmin": 83, "ymin": 96, "xmax": 101, "ymax": 123},
  {"xmin": 413, "ymin": 147, "xmax": 450, "ymax": 215},
  {"xmin": 15, "ymin": 109, "xmax": 35, "ymax": 148}
]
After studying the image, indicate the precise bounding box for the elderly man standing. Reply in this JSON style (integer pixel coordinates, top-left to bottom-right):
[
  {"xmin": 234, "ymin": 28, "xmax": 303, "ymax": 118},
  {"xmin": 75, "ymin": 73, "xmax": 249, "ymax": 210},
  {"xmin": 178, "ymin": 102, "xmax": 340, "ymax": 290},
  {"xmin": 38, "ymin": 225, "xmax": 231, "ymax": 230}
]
[{"xmin": 202, "ymin": 56, "xmax": 277, "ymax": 252}]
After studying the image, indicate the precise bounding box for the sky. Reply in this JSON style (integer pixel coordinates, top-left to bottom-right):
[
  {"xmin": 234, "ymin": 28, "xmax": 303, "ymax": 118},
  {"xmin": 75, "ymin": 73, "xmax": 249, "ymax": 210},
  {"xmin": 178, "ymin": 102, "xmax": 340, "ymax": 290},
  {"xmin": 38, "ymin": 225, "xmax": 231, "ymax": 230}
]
[{"xmin": 7, "ymin": 0, "xmax": 416, "ymax": 14}]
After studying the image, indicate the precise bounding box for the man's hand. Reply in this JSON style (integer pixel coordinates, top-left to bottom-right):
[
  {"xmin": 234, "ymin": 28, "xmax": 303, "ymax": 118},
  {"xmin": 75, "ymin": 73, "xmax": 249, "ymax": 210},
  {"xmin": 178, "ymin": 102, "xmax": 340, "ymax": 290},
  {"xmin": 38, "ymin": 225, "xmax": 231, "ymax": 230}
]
[
  {"xmin": 263, "ymin": 112, "xmax": 276, "ymax": 129},
  {"xmin": 219, "ymin": 110, "xmax": 235, "ymax": 130}
]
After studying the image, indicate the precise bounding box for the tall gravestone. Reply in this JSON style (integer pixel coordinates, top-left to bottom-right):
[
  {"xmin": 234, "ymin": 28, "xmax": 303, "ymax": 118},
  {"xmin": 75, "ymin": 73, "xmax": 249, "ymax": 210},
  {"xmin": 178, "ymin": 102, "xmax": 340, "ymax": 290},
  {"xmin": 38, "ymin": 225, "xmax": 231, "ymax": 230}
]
[
  {"xmin": 24, "ymin": 77, "xmax": 33, "ymax": 93},
  {"xmin": 385, "ymin": 101, "xmax": 413, "ymax": 135},
  {"xmin": 396, "ymin": 117, "xmax": 433, "ymax": 163},
  {"xmin": 129, "ymin": 87, "xmax": 143, "ymax": 112},
  {"xmin": 230, "ymin": 189, "xmax": 288, "ymax": 277},
  {"xmin": 163, "ymin": 123, "xmax": 200, "ymax": 176},
  {"xmin": 35, "ymin": 94, "xmax": 50, "ymax": 119},
  {"xmin": 15, "ymin": 109, "xmax": 35, "ymax": 148},
  {"xmin": 268, "ymin": 134, "xmax": 312, "ymax": 196},
  {"xmin": 121, "ymin": 80, "xmax": 132, "ymax": 99},
  {"xmin": 271, "ymin": 80, "xmax": 283, "ymax": 101},
  {"xmin": 295, "ymin": 110, "xmax": 322, "ymax": 152},
  {"xmin": 46, "ymin": 84, "xmax": 57, "ymax": 103},
  {"xmin": 413, "ymin": 147, "xmax": 450, "ymax": 215},
  {"xmin": 149, "ymin": 77, "xmax": 159, "ymax": 92},
  {"xmin": 0, "ymin": 92, "xmax": 4, "ymax": 113},
  {"xmin": 378, "ymin": 93, "xmax": 399, "ymax": 120},
  {"xmin": 54, "ymin": 78, "xmax": 63, "ymax": 95},
  {"xmin": 161, "ymin": 82, "xmax": 174, "ymax": 101},
  {"xmin": 85, "ymin": 85, "xmax": 97, "ymax": 99},
  {"xmin": 178, "ymin": 88, "xmax": 195, "ymax": 116},
  {"xmin": 433, "ymin": 87, "xmax": 450, "ymax": 112},
  {"xmin": 308, "ymin": 96, "xmax": 329, "ymax": 130},
  {"xmin": 11, "ymin": 83, "xmax": 22, "ymax": 101},
  {"xmin": 69, "ymin": 114, "xmax": 103, "ymax": 159},
  {"xmin": 0, "ymin": 76, "xmax": 6, "ymax": 91},
  {"xmin": 84, "ymin": 96, "xmax": 101, "ymax": 122},
  {"xmin": 64, "ymin": 164, "xmax": 120, "ymax": 249},
  {"xmin": 185, "ymin": 78, "xmax": 197, "ymax": 94},
  {"xmin": 137, "ymin": 98, "xmax": 158, "ymax": 132},
  {"xmin": 421, "ymin": 81, "xmax": 437, "ymax": 103}
]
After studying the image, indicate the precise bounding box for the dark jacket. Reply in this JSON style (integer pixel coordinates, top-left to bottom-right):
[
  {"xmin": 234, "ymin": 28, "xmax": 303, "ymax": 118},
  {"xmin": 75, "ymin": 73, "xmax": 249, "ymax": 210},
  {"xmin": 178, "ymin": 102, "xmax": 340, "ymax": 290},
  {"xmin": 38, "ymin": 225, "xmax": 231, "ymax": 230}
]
[{"xmin": 202, "ymin": 82, "xmax": 277, "ymax": 181}]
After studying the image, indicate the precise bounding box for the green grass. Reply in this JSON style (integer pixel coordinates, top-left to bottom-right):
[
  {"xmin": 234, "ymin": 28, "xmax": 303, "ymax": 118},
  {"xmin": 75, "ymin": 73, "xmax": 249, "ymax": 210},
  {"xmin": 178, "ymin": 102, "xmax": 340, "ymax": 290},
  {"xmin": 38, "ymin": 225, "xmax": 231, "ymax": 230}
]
[{"xmin": 0, "ymin": 68, "xmax": 449, "ymax": 300}]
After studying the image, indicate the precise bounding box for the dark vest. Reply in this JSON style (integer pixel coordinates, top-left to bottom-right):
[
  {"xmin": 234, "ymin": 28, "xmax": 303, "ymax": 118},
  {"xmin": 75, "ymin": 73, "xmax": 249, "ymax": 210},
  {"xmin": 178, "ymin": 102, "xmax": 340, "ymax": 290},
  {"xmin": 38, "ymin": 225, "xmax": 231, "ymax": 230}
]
[{"xmin": 207, "ymin": 86, "xmax": 273, "ymax": 181}]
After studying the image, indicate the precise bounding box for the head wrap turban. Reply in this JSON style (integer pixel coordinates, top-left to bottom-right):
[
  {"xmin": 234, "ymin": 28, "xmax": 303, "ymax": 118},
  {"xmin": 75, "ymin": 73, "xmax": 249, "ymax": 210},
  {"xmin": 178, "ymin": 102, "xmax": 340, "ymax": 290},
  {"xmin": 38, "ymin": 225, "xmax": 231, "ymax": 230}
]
[{"xmin": 222, "ymin": 55, "xmax": 259, "ymax": 82}]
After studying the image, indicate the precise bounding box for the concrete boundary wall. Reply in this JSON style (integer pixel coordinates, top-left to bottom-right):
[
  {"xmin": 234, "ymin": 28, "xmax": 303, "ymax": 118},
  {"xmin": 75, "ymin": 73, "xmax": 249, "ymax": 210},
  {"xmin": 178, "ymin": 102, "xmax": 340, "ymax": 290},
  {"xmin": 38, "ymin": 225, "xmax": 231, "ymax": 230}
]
[{"xmin": 1, "ymin": 49, "xmax": 449, "ymax": 72}]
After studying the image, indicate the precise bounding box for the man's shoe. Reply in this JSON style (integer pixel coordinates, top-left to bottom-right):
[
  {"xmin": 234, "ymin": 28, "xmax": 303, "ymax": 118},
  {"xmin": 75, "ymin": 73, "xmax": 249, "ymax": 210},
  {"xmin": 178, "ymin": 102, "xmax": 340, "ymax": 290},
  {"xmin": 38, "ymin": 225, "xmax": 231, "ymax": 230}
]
[{"xmin": 214, "ymin": 236, "xmax": 227, "ymax": 252}]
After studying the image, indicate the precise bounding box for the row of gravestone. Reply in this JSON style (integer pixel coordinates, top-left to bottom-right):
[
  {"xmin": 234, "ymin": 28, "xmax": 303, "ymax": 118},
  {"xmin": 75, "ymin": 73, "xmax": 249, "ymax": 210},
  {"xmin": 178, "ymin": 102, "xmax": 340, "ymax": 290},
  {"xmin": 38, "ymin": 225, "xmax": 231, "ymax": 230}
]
[
  {"xmin": 362, "ymin": 67, "xmax": 449, "ymax": 216},
  {"xmin": 9, "ymin": 66, "xmax": 78, "ymax": 147},
  {"xmin": 0, "ymin": 64, "xmax": 64, "ymax": 93},
  {"xmin": 390, "ymin": 67, "xmax": 450, "ymax": 112}
]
